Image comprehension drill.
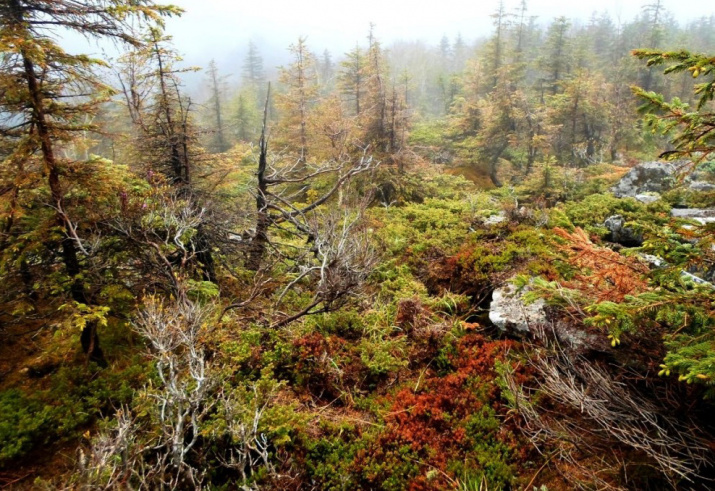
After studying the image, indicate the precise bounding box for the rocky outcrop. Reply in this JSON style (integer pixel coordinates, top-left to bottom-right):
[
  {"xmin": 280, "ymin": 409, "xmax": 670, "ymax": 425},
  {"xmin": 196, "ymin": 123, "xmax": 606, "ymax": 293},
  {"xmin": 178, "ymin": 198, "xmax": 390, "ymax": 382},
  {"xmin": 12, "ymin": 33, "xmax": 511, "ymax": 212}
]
[
  {"xmin": 671, "ymin": 208, "xmax": 715, "ymax": 225},
  {"xmin": 611, "ymin": 161, "xmax": 677, "ymax": 198},
  {"xmin": 489, "ymin": 281, "xmax": 607, "ymax": 352},
  {"xmin": 489, "ymin": 283, "xmax": 546, "ymax": 333},
  {"xmin": 688, "ymin": 181, "xmax": 715, "ymax": 192},
  {"xmin": 635, "ymin": 193, "xmax": 661, "ymax": 204},
  {"xmin": 604, "ymin": 215, "xmax": 643, "ymax": 247}
]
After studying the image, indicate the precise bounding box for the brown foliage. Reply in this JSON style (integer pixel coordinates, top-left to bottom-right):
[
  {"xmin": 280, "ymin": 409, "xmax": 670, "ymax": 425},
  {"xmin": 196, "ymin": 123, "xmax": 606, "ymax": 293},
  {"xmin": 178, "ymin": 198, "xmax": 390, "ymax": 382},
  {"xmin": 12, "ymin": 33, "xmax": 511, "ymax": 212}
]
[
  {"xmin": 354, "ymin": 335, "xmax": 528, "ymax": 490},
  {"xmin": 554, "ymin": 227, "xmax": 649, "ymax": 302}
]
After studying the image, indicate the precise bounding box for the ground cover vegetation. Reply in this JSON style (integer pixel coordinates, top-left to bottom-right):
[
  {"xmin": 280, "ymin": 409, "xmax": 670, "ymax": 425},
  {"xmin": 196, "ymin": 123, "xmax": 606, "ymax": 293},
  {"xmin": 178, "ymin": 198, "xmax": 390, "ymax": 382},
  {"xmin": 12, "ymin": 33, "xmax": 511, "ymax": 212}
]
[{"xmin": 1, "ymin": 0, "xmax": 715, "ymax": 489}]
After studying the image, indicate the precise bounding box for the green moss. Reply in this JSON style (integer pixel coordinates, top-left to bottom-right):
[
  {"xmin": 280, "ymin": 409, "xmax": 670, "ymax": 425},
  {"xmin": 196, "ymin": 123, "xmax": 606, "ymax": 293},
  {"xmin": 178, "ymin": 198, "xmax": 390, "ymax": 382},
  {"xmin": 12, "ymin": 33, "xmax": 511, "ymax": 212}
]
[
  {"xmin": 305, "ymin": 309, "xmax": 366, "ymax": 339},
  {"xmin": 561, "ymin": 193, "xmax": 670, "ymax": 237}
]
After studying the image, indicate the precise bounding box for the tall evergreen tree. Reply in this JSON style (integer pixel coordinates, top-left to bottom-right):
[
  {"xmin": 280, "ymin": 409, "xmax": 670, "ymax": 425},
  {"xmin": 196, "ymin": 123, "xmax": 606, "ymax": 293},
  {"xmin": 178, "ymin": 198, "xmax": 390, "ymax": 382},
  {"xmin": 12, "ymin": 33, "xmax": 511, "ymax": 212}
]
[
  {"xmin": 339, "ymin": 44, "xmax": 366, "ymax": 117},
  {"xmin": 540, "ymin": 17, "xmax": 572, "ymax": 97},
  {"xmin": 205, "ymin": 60, "xmax": 229, "ymax": 153},
  {"xmin": 0, "ymin": 0, "xmax": 178, "ymax": 362}
]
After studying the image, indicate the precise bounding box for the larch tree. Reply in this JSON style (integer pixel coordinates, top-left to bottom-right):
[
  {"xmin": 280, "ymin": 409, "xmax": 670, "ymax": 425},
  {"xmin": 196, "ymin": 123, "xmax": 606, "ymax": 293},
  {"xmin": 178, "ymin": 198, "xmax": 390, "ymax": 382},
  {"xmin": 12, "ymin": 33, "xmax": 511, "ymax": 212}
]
[
  {"xmin": 0, "ymin": 0, "xmax": 178, "ymax": 363},
  {"xmin": 244, "ymin": 84, "xmax": 376, "ymax": 283},
  {"xmin": 545, "ymin": 70, "xmax": 611, "ymax": 165},
  {"xmin": 275, "ymin": 38, "xmax": 318, "ymax": 165},
  {"xmin": 116, "ymin": 28, "xmax": 217, "ymax": 283}
]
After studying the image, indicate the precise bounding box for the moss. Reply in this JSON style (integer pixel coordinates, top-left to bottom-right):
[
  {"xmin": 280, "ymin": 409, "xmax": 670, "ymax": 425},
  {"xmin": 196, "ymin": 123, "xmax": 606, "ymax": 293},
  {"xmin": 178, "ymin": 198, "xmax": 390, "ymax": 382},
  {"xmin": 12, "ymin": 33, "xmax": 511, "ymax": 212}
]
[
  {"xmin": 305, "ymin": 309, "xmax": 366, "ymax": 339},
  {"xmin": 561, "ymin": 193, "xmax": 670, "ymax": 237}
]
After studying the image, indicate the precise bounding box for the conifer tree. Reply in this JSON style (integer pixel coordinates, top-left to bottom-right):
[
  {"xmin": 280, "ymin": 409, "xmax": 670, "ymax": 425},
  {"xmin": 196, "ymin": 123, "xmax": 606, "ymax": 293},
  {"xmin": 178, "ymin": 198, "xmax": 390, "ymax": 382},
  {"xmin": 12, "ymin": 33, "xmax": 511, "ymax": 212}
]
[
  {"xmin": 540, "ymin": 17, "xmax": 572, "ymax": 96},
  {"xmin": 486, "ymin": 1, "xmax": 511, "ymax": 89},
  {"xmin": 205, "ymin": 60, "xmax": 229, "ymax": 153},
  {"xmin": 639, "ymin": 0, "xmax": 666, "ymax": 91},
  {"xmin": 318, "ymin": 49, "xmax": 335, "ymax": 93},
  {"xmin": 275, "ymin": 38, "xmax": 318, "ymax": 165},
  {"xmin": 242, "ymin": 41, "xmax": 266, "ymax": 88},
  {"xmin": 231, "ymin": 89, "xmax": 260, "ymax": 142},
  {"xmin": 363, "ymin": 25, "xmax": 390, "ymax": 152},
  {"xmin": 242, "ymin": 40, "xmax": 267, "ymax": 108},
  {"xmin": 116, "ymin": 28, "xmax": 216, "ymax": 282},
  {"xmin": 0, "ymin": 0, "xmax": 178, "ymax": 362},
  {"xmin": 339, "ymin": 44, "xmax": 366, "ymax": 117}
]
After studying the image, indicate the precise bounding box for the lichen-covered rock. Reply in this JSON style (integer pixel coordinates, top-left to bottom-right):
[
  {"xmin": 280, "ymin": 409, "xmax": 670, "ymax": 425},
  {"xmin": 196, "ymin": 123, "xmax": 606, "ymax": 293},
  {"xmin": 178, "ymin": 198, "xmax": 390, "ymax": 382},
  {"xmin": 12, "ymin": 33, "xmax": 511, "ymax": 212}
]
[
  {"xmin": 483, "ymin": 212, "xmax": 507, "ymax": 226},
  {"xmin": 671, "ymin": 208, "xmax": 715, "ymax": 225},
  {"xmin": 489, "ymin": 283, "xmax": 546, "ymax": 333},
  {"xmin": 489, "ymin": 281, "xmax": 606, "ymax": 352},
  {"xmin": 635, "ymin": 193, "xmax": 661, "ymax": 204},
  {"xmin": 604, "ymin": 215, "xmax": 643, "ymax": 246},
  {"xmin": 611, "ymin": 161, "xmax": 676, "ymax": 198},
  {"xmin": 688, "ymin": 181, "xmax": 715, "ymax": 192}
]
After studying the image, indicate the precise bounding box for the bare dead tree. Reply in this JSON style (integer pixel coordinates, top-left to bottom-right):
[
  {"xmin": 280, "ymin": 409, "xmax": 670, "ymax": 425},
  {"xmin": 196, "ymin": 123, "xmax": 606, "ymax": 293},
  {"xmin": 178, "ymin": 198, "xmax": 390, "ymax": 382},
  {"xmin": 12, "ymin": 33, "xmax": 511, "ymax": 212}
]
[
  {"xmin": 245, "ymin": 83, "xmax": 377, "ymax": 272},
  {"xmin": 271, "ymin": 199, "xmax": 378, "ymax": 328},
  {"xmin": 110, "ymin": 189, "xmax": 208, "ymax": 300},
  {"xmin": 78, "ymin": 407, "xmax": 143, "ymax": 489},
  {"xmin": 78, "ymin": 296, "xmax": 215, "ymax": 490},
  {"xmin": 134, "ymin": 297, "xmax": 213, "ymax": 481},
  {"xmin": 214, "ymin": 384, "xmax": 281, "ymax": 486}
]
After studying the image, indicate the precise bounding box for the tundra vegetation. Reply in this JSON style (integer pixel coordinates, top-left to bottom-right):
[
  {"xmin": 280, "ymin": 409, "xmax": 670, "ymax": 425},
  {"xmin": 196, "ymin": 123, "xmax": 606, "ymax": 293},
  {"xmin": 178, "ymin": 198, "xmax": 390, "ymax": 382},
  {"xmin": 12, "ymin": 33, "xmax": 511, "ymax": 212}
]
[{"xmin": 1, "ymin": 0, "xmax": 715, "ymax": 489}]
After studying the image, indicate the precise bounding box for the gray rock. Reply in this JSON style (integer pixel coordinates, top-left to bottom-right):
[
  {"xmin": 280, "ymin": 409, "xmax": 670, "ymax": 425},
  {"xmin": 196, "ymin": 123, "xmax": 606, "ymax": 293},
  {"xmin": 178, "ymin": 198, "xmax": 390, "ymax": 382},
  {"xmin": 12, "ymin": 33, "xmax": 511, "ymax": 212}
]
[
  {"xmin": 489, "ymin": 283, "xmax": 546, "ymax": 333},
  {"xmin": 637, "ymin": 252, "xmax": 714, "ymax": 288},
  {"xmin": 552, "ymin": 320, "xmax": 608, "ymax": 352},
  {"xmin": 635, "ymin": 193, "xmax": 661, "ymax": 204},
  {"xmin": 688, "ymin": 181, "xmax": 715, "ymax": 192},
  {"xmin": 483, "ymin": 212, "xmax": 508, "ymax": 226},
  {"xmin": 671, "ymin": 208, "xmax": 715, "ymax": 225},
  {"xmin": 604, "ymin": 215, "xmax": 643, "ymax": 246},
  {"xmin": 611, "ymin": 161, "xmax": 677, "ymax": 198},
  {"xmin": 489, "ymin": 281, "xmax": 606, "ymax": 352}
]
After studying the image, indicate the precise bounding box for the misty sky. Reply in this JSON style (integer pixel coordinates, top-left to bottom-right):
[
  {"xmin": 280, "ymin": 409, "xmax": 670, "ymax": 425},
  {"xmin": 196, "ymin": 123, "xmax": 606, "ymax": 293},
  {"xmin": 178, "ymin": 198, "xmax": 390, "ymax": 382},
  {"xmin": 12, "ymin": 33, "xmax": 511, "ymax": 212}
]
[
  {"xmin": 57, "ymin": 0, "xmax": 714, "ymax": 94},
  {"xmin": 166, "ymin": 0, "xmax": 713, "ymax": 72}
]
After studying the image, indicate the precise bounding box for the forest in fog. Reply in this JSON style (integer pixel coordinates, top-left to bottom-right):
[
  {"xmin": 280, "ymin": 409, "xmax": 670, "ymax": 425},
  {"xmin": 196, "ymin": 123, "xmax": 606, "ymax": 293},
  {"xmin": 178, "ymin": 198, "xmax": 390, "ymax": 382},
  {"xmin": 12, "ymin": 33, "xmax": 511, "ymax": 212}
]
[{"xmin": 2, "ymin": 0, "xmax": 715, "ymax": 489}]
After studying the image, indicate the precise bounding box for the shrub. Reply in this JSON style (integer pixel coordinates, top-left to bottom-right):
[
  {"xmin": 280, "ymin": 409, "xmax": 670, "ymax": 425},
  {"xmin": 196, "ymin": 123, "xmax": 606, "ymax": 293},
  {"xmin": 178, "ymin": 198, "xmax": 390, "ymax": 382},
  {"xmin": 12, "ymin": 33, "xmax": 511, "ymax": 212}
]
[{"xmin": 0, "ymin": 390, "xmax": 51, "ymax": 464}]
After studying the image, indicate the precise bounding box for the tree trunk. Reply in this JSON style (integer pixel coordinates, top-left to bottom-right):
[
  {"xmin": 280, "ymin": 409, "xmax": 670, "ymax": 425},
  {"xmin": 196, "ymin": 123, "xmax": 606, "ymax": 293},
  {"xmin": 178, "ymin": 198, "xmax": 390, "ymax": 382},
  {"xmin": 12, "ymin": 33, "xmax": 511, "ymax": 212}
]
[
  {"xmin": 489, "ymin": 142, "xmax": 508, "ymax": 187},
  {"xmin": 13, "ymin": 4, "xmax": 105, "ymax": 363},
  {"xmin": 247, "ymin": 84, "xmax": 271, "ymax": 271}
]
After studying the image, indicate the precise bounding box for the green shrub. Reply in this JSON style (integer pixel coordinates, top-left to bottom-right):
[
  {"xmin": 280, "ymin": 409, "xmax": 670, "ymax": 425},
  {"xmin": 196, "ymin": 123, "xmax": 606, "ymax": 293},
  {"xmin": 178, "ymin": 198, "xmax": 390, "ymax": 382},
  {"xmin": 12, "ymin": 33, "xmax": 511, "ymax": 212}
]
[{"xmin": 0, "ymin": 390, "xmax": 51, "ymax": 463}]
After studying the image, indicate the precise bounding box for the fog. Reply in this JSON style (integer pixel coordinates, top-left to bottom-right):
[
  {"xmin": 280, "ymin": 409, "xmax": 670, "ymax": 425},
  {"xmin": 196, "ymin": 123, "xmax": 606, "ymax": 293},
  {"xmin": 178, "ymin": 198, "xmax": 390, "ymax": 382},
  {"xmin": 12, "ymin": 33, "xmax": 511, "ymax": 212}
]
[
  {"xmin": 167, "ymin": 1, "xmax": 707, "ymax": 58},
  {"xmin": 158, "ymin": 0, "xmax": 712, "ymax": 91},
  {"xmin": 56, "ymin": 0, "xmax": 714, "ymax": 94}
]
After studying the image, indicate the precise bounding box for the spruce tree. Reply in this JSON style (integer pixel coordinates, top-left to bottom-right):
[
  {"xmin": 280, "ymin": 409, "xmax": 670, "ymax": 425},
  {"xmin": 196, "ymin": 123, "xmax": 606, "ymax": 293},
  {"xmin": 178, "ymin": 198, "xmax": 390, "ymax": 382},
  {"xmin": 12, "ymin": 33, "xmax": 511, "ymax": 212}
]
[{"xmin": 0, "ymin": 0, "xmax": 178, "ymax": 362}]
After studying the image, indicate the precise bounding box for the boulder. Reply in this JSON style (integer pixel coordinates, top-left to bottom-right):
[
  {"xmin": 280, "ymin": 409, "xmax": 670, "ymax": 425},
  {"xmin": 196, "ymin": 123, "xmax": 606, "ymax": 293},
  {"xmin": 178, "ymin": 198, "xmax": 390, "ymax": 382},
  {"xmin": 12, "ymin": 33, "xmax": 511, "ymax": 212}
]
[
  {"xmin": 611, "ymin": 161, "xmax": 677, "ymax": 198},
  {"xmin": 670, "ymin": 208, "xmax": 715, "ymax": 225},
  {"xmin": 489, "ymin": 283, "xmax": 546, "ymax": 334},
  {"xmin": 635, "ymin": 193, "xmax": 661, "ymax": 204},
  {"xmin": 688, "ymin": 181, "xmax": 715, "ymax": 192},
  {"xmin": 604, "ymin": 215, "xmax": 643, "ymax": 247},
  {"xmin": 483, "ymin": 212, "xmax": 508, "ymax": 226},
  {"xmin": 638, "ymin": 252, "xmax": 714, "ymax": 288},
  {"xmin": 489, "ymin": 281, "xmax": 606, "ymax": 351}
]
